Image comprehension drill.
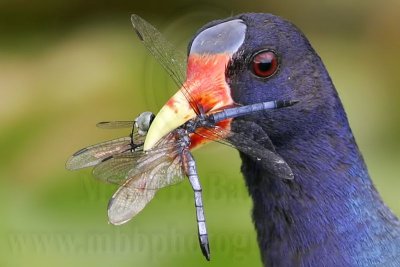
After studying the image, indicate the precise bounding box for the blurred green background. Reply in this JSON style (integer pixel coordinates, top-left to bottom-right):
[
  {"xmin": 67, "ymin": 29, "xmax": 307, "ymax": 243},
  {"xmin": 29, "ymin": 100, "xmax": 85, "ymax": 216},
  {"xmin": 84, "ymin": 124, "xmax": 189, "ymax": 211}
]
[{"xmin": 1, "ymin": 0, "xmax": 399, "ymax": 266}]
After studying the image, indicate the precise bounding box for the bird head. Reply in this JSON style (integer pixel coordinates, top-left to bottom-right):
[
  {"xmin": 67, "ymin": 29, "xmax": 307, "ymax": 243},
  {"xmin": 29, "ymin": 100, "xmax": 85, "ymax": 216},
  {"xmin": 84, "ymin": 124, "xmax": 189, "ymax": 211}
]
[{"xmin": 144, "ymin": 13, "xmax": 337, "ymax": 151}]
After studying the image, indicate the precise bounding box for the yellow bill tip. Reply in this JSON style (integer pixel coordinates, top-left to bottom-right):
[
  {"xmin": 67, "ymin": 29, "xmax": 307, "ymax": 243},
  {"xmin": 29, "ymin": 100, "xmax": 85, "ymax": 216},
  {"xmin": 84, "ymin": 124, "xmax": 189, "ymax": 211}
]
[{"xmin": 143, "ymin": 90, "xmax": 196, "ymax": 151}]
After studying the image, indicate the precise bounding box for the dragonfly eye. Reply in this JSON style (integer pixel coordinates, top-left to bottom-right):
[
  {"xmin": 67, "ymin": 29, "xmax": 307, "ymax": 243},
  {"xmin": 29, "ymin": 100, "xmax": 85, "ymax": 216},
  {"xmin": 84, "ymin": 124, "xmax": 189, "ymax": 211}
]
[
  {"xmin": 250, "ymin": 50, "xmax": 279, "ymax": 78},
  {"xmin": 135, "ymin": 111, "xmax": 155, "ymax": 135}
]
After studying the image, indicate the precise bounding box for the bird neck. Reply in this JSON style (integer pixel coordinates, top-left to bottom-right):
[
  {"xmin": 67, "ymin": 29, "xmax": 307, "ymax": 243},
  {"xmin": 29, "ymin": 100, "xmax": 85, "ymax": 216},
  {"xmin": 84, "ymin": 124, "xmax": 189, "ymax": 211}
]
[{"xmin": 240, "ymin": 99, "xmax": 400, "ymax": 265}]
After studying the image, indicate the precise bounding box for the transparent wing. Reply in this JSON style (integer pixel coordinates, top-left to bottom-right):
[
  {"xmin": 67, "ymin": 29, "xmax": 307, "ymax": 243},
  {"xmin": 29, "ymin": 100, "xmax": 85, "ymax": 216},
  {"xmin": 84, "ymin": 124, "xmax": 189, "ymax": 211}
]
[
  {"xmin": 127, "ymin": 149, "xmax": 185, "ymax": 189},
  {"xmin": 194, "ymin": 120, "xmax": 294, "ymax": 180},
  {"xmin": 96, "ymin": 121, "xmax": 134, "ymax": 129},
  {"xmin": 130, "ymin": 14, "xmax": 202, "ymax": 115},
  {"xmin": 92, "ymin": 131, "xmax": 186, "ymax": 188},
  {"xmin": 131, "ymin": 14, "xmax": 186, "ymax": 90},
  {"xmin": 107, "ymin": 149, "xmax": 185, "ymax": 225},
  {"xmin": 92, "ymin": 154, "xmax": 138, "ymax": 184},
  {"xmin": 107, "ymin": 176, "xmax": 157, "ymax": 225},
  {"xmin": 66, "ymin": 137, "xmax": 136, "ymax": 170}
]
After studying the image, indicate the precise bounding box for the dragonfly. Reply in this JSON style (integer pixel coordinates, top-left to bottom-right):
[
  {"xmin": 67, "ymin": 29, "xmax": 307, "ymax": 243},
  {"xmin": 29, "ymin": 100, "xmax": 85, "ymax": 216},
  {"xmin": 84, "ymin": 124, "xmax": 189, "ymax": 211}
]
[{"xmin": 66, "ymin": 14, "xmax": 298, "ymax": 261}]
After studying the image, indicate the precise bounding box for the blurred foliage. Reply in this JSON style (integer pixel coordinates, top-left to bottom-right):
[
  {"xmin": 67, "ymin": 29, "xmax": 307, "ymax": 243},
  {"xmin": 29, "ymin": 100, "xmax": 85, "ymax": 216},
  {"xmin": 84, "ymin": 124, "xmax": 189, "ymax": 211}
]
[{"xmin": 1, "ymin": 0, "xmax": 399, "ymax": 266}]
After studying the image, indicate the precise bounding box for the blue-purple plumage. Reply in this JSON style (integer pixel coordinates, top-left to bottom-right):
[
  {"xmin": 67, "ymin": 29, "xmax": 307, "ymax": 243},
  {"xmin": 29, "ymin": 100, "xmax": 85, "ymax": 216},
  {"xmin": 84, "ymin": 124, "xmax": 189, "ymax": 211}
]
[{"xmin": 194, "ymin": 13, "xmax": 400, "ymax": 266}]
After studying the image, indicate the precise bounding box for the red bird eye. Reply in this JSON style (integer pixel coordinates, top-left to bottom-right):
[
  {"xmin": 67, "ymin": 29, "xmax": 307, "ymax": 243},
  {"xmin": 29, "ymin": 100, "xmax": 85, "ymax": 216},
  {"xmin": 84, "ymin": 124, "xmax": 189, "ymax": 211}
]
[{"xmin": 251, "ymin": 51, "xmax": 279, "ymax": 78}]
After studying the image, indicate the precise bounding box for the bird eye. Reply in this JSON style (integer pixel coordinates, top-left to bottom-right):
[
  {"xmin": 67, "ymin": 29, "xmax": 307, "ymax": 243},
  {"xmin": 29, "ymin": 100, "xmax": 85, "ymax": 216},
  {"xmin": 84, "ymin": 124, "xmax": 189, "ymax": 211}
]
[{"xmin": 251, "ymin": 50, "xmax": 279, "ymax": 78}]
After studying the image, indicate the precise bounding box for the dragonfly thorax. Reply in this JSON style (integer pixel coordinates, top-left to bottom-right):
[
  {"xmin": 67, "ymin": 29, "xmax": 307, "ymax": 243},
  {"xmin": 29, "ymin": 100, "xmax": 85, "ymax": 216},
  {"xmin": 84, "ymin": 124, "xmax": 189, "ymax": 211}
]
[
  {"xmin": 184, "ymin": 114, "xmax": 214, "ymax": 134},
  {"xmin": 173, "ymin": 128, "xmax": 191, "ymax": 150}
]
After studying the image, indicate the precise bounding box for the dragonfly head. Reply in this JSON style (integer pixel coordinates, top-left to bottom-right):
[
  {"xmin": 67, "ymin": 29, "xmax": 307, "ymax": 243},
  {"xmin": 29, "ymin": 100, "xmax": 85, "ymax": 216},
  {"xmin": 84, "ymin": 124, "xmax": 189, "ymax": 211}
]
[
  {"xmin": 134, "ymin": 111, "xmax": 155, "ymax": 136},
  {"xmin": 144, "ymin": 19, "xmax": 247, "ymax": 151}
]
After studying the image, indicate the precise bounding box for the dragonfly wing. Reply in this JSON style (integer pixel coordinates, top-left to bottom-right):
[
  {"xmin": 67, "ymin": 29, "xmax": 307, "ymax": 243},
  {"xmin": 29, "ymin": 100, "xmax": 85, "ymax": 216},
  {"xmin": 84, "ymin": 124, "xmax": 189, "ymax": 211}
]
[
  {"xmin": 131, "ymin": 14, "xmax": 186, "ymax": 88},
  {"xmin": 107, "ymin": 173, "xmax": 157, "ymax": 225},
  {"xmin": 126, "ymin": 131, "xmax": 186, "ymax": 189},
  {"xmin": 92, "ymin": 154, "xmax": 140, "ymax": 184},
  {"xmin": 93, "ymin": 131, "xmax": 186, "ymax": 188},
  {"xmin": 195, "ymin": 120, "xmax": 294, "ymax": 180},
  {"xmin": 96, "ymin": 120, "xmax": 146, "ymax": 146},
  {"xmin": 107, "ymin": 149, "xmax": 185, "ymax": 225},
  {"xmin": 96, "ymin": 121, "xmax": 134, "ymax": 129},
  {"xmin": 66, "ymin": 137, "xmax": 134, "ymax": 170},
  {"xmin": 128, "ymin": 152, "xmax": 185, "ymax": 189},
  {"xmin": 229, "ymin": 119, "xmax": 277, "ymax": 152},
  {"xmin": 130, "ymin": 15, "xmax": 202, "ymax": 114}
]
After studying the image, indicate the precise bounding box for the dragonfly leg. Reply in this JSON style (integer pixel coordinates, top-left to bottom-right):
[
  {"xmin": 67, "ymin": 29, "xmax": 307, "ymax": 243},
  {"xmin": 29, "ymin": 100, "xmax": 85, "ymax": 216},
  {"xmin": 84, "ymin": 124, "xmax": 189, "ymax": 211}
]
[{"xmin": 184, "ymin": 150, "xmax": 210, "ymax": 261}]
